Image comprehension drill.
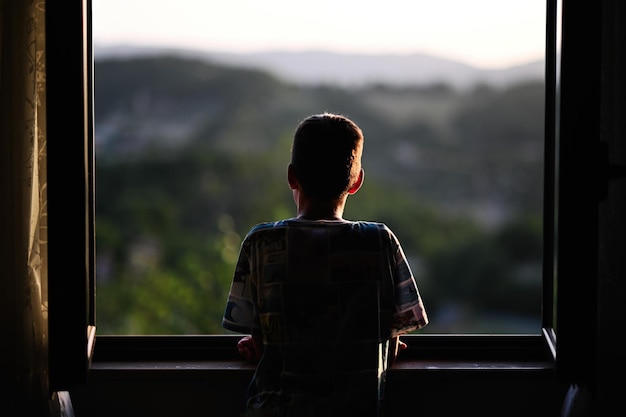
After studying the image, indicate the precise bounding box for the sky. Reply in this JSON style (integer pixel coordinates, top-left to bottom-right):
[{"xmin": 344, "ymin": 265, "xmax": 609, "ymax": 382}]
[{"xmin": 92, "ymin": 0, "xmax": 546, "ymax": 69}]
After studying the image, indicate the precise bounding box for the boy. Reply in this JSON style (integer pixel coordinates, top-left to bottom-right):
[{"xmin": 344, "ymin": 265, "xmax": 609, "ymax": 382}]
[{"xmin": 222, "ymin": 113, "xmax": 428, "ymax": 417}]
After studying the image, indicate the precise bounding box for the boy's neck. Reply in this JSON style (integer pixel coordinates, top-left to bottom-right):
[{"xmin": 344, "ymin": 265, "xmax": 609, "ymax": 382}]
[{"xmin": 295, "ymin": 195, "xmax": 347, "ymax": 221}]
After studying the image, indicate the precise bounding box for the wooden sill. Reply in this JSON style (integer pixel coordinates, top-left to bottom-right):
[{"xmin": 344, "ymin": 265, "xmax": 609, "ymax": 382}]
[
  {"xmin": 87, "ymin": 333, "xmax": 556, "ymax": 380},
  {"xmin": 87, "ymin": 358, "xmax": 555, "ymax": 382}
]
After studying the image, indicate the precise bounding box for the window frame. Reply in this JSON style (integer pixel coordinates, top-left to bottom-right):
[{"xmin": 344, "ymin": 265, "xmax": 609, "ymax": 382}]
[
  {"xmin": 47, "ymin": 0, "xmax": 96, "ymax": 393},
  {"xmin": 48, "ymin": 0, "xmax": 598, "ymax": 391},
  {"xmin": 552, "ymin": 0, "xmax": 601, "ymax": 384}
]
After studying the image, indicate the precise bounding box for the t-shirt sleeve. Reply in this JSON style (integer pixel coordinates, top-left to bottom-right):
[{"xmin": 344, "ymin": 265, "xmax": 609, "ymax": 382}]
[
  {"xmin": 386, "ymin": 227, "xmax": 429, "ymax": 337},
  {"xmin": 222, "ymin": 233, "xmax": 259, "ymax": 334}
]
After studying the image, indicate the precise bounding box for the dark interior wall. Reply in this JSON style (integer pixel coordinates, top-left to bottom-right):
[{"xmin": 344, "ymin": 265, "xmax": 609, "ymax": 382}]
[
  {"xmin": 69, "ymin": 369, "xmax": 566, "ymax": 417},
  {"xmin": 385, "ymin": 370, "xmax": 565, "ymax": 417},
  {"xmin": 597, "ymin": 1, "xmax": 626, "ymax": 412}
]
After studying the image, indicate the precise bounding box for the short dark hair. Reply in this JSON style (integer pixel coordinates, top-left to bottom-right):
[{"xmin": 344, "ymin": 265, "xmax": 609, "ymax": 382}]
[{"xmin": 291, "ymin": 113, "xmax": 364, "ymax": 201}]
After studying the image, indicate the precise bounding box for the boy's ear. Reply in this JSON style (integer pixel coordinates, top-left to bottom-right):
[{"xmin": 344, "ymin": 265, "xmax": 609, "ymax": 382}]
[
  {"xmin": 287, "ymin": 164, "xmax": 299, "ymax": 190},
  {"xmin": 347, "ymin": 169, "xmax": 364, "ymax": 195}
]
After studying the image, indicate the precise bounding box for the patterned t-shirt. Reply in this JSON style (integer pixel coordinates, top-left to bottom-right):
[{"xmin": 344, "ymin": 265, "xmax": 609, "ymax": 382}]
[{"xmin": 222, "ymin": 218, "xmax": 428, "ymax": 417}]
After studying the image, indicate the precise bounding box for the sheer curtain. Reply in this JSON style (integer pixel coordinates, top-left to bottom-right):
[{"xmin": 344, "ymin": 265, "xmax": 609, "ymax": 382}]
[{"xmin": 0, "ymin": 1, "xmax": 73, "ymax": 416}]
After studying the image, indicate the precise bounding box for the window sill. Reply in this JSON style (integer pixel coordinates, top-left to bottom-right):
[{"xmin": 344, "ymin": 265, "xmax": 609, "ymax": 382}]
[
  {"xmin": 88, "ymin": 333, "xmax": 556, "ymax": 380},
  {"xmin": 74, "ymin": 334, "xmax": 562, "ymax": 417},
  {"xmin": 89, "ymin": 358, "xmax": 554, "ymax": 374}
]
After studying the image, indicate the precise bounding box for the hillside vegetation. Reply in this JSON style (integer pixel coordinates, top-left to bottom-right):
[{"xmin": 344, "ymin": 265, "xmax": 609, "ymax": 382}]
[{"xmin": 95, "ymin": 55, "xmax": 545, "ymax": 334}]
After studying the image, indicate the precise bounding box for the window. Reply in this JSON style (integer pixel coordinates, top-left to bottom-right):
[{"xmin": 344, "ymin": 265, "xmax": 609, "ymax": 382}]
[
  {"xmin": 92, "ymin": 0, "xmax": 547, "ymax": 336},
  {"xmin": 49, "ymin": 0, "xmax": 580, "ymax": 391}
]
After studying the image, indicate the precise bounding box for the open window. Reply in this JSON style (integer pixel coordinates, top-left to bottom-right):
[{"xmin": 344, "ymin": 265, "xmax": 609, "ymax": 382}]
[
  {"xmin": 92, "ymin": 1, "xmax": 548, "ymax": 336},
  {"xmin": 47, "ymin": 0, "xmax": 592, "ymax": 391}
]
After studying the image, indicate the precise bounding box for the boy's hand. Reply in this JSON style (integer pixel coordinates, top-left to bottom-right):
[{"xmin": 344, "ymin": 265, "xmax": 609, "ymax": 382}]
[
  {"xmin": 388, "ymin": 337, "xmax": 408, "ymax": 366},
  {"xmin": 237, "ymin": 335, "xmax": 260, "ymax": 363}
]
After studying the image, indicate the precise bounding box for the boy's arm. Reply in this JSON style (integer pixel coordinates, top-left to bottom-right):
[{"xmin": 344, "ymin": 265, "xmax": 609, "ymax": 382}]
[
  {"xmin": 237, "ymin": 330, "xmax": 264, "ymax": 363},
  {"xmin": 388, "ymin": 336, "xmax": 408, "ymax": 366}
]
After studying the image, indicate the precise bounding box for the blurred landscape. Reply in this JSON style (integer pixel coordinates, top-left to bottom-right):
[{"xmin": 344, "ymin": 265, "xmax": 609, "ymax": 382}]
[
  {"xmin": 95, "ymin": 44, "xmax": 545, "ymax": 89},
  {"xmin": 94, "ymin": 48, "xmax": 545, "ymax": 335}
]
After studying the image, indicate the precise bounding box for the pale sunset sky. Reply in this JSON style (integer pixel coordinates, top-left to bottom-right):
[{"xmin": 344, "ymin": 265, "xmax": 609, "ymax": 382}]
[{"xmin": 92, "ymin": 0, "xmax": 546, "ymax": 69}]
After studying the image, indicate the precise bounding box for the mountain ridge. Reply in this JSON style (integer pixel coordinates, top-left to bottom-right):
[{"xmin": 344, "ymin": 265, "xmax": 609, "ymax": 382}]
[{"xmin": 94, "ymin": 44, "xmax": 544, "ymax": 89}]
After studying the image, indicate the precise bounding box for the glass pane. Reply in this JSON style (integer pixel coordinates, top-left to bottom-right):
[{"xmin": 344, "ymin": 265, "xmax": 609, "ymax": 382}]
[{"xmin": 93, "ymin": 0, "xmax": 546, "ymax": 335}]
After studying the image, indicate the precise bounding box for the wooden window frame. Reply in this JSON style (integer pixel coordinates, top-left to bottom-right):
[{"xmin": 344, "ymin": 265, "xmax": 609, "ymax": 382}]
[{"xmin": 47, "ymin": 0, "xmax": 599, "ymax": 391}]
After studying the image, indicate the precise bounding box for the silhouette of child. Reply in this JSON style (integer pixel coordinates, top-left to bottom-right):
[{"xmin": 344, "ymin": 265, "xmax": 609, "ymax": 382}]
[{"xmin": 222, "ymin": 112, "xmax": 428, "ymax": 417}]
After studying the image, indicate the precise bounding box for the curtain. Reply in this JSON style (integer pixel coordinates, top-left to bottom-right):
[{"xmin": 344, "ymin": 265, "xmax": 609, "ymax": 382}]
[{"xmin": 0, "ymin": 1, "xmax": 73, "ymax": 416}]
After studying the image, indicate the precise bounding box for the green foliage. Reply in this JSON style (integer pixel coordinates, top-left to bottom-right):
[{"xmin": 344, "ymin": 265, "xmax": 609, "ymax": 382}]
[{"xmin": 95, "ymin": 56, "xmax": 545, "ymax": 334}]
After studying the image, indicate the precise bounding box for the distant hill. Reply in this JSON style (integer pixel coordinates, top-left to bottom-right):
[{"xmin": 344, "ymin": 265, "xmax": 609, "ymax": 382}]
[
  {"xmin": 94, "ymin": 44, "xmax": 544, "ymax": 89},
  {"xmin": 94, "ymin": 55, "xmax": 545, "ymax": 226}
]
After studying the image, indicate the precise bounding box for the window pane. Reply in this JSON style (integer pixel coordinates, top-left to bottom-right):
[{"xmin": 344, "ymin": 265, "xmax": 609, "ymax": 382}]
[{"xmin": 93, "ymin": 1, "xmax": 546, "ymax": 335}]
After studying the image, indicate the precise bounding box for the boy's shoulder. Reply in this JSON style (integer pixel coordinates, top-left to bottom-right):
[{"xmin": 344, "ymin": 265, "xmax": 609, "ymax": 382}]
[
  {"xmin": 248, "ymin": 220, "xmax": 284, "ymax": 231},
  {"xmin": 242, "ymin": 220, "xmax": 289, "ymax": 240},
  {"xmin": 245, "ymin": 219, "xmax": 394, "ymax": 236}
]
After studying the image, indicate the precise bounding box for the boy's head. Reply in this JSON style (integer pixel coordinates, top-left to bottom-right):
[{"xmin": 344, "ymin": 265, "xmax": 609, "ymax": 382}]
[{"xmin": 290, "ymin": 113, "xmax": 364, "ymax": 202}]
